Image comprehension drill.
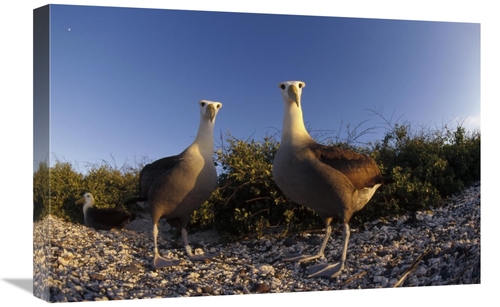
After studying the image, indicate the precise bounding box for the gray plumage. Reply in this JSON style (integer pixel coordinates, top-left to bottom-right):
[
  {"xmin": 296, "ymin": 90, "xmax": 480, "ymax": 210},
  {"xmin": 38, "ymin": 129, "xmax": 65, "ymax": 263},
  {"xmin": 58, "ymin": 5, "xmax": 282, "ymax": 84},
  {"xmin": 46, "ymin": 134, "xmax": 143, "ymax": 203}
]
[{"xmin": 273, "ymin": 81, "xmax": 383, "ymax": 278}]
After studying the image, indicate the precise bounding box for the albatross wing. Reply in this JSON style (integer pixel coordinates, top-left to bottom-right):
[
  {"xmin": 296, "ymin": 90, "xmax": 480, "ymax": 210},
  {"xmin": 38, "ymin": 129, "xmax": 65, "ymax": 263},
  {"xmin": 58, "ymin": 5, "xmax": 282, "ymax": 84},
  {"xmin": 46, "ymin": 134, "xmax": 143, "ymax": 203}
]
[
  {"xmin": 309, "ymin": 143, "xmax": 383, "ymax": 190},
  {"xmin": 86, "ymin": 207, "xmax": 134, "ymax": 230},
  {"xmin": 139, "ymin": 155, "xmax": 184, "ymax": 196}
]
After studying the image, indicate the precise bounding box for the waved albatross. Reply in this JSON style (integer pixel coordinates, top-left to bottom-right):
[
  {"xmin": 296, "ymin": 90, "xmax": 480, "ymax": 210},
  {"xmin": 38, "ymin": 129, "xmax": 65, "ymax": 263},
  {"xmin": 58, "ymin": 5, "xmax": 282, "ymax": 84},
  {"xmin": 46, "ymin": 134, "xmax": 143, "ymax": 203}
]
[
  {"xmin": 75, "ymin": 192, "xmax": 134, "ymax": 230},
  {"xmin": 272, "ymin": 81, "xmax": 383, "ymax": 278},
  {"xmin": 141, "ymin": 100, "xmax": 222, "ymax": 269}
]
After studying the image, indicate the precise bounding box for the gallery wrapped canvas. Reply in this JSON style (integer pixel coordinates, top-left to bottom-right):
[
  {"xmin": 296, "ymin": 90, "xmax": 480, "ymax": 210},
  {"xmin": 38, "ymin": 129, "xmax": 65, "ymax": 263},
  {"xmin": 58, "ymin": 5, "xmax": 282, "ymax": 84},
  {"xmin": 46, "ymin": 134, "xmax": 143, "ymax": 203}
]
[{"xmin": 32, "ymin": 3, "xmax": 480, "ymax": 304}]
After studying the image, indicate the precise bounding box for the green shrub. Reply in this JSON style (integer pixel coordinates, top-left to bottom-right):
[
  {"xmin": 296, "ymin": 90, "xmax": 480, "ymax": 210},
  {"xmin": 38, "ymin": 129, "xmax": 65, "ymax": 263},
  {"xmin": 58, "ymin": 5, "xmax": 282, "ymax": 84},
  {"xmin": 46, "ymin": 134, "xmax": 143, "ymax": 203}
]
[
  {"xmin": 32, "ymin": 160, "xmax": 84, "ymax": 222},
  {"xmin": 355, "ymin": 122, "xmax": 480, "ymax": 223},
  {"xmin": 442, "ymin": 126, "xmax": 481, "ymax": 189},
  {"xmin": 33, "ymin": 159, "xmax": 141, "ymax": 223},
  {"xmin": 33, "ymin": 161, "xmax": 50, "ymax": 221},
  {"xmin": 34, "ymin": 120, "xmax": 480, "ymax": 239}
]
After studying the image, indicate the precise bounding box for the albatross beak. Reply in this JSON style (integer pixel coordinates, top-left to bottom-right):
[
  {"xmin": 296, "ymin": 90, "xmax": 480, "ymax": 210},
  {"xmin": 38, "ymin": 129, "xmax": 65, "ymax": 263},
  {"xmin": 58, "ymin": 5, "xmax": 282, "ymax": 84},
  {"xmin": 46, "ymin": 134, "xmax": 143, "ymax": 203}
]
[
  {"xmin": 75, "ymin": 197, "xmax": 85, "ymax": 205},
  {"xmin": 206, "ymin": 103, "xmax": 217, "ymax": 122},
  {"xmin": 288, "ymin": 84, "xmax": 300, "ymax": 107}
]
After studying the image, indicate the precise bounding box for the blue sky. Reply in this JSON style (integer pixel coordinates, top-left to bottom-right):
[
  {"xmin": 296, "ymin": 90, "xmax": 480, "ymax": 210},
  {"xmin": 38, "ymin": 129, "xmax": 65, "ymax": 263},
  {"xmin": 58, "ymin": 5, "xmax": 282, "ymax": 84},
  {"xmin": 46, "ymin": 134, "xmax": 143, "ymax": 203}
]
[{"xmin": 44, "ymin": 4, "xmax": 480, "ymax": 173}]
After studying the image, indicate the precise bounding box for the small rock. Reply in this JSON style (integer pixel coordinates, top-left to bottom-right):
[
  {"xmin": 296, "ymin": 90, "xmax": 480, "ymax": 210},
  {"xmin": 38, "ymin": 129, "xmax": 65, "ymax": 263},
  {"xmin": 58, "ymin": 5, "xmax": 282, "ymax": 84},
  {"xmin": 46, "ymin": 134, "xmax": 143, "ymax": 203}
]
[
  {"xmin": 57, "ymin": 257, "xmax": 69, "ymax": 266},
  {"xmin": 200, "ymin": 285, "xmax": 213, "ymax": 294},
  {"xmin": 283, "ymin": 237, "xmax": 296, "ymax": 247},
  {"xmin": 307, "ymin": 236, "xmax": 322, "ymax": 246},
  {"xmin": 254, "ymin": 283, "xmax": 270, "ymax": 293},
  {"xmin": 89, "ymin": 273, "xmax": 106, "ymax": 281},
  {"xmin": 122, "ymin": 264, "xmax": 141, "ymax": 274},
  {"xmin": 257, "ymin": 264, "xmax": 275, "ymax": 276}
]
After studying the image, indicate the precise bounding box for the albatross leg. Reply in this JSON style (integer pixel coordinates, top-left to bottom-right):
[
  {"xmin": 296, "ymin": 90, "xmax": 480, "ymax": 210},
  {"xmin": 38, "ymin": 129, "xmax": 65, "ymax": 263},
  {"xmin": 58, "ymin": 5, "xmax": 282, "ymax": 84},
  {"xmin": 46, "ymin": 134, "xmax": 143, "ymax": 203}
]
[
  {"xmin": 307, "ymin": 223, "xmax": 350, "ymax": 278},
  {"xmin": 152, "ymin": 223, "xmax": 180, "ymax": 268},
  {"xmin": 284, "ymin": 222, "xmax": 332, "ymax": 263},
  {"xmin": 182, "ymin": 228, "xmax": 218, "ymax": 261}
]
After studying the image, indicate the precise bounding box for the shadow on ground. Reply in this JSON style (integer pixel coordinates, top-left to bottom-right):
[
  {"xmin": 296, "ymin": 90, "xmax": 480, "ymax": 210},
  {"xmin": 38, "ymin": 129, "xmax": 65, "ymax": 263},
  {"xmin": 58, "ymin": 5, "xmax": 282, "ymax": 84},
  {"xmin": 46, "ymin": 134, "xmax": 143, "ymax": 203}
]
[{"xmin": 2, "ymin": 278, "xmax": 33, "ymax": 294}]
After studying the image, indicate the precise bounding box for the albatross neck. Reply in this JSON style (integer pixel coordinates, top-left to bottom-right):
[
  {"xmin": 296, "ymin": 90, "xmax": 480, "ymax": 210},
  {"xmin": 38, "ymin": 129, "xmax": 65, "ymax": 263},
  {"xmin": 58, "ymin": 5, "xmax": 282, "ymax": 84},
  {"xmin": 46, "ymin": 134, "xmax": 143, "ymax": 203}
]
[
  {"xmin": 191, "ymin": 117, "xmax": 215, "ymax": 157},
  {"xmin": 281, "ymin": 102, "xmax": 313, "ymax": 145},
  {"xmin": 83, "ymin": 200, "xmax": 93, "ymax": 223}
]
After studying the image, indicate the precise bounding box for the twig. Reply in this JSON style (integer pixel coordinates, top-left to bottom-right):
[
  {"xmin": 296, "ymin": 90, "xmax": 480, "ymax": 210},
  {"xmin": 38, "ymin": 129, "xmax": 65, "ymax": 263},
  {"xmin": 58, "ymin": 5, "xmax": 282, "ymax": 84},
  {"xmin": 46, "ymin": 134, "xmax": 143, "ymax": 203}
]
[
  {"xmin": 343, "ymin": 271, "xmax": 367, "ymax": 285},
  {"xmin": 393, "ymin": 247, "xmax": 430, "ymax": 288},
  {"xmin": 249, "ymin": 208, "xmax": 270, "ymax": 218},
  {"xmin": 245, "ymin": 197, "xmax": 271, "ymax": 203}
]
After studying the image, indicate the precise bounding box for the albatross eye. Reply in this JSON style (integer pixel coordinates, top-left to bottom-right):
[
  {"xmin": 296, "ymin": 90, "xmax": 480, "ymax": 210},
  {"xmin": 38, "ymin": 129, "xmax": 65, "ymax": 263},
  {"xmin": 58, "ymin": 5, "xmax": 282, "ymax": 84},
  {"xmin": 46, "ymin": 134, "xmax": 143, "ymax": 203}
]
[
  {"xmin": 298, "ymin": 83, "xmax": 303, "ymax": 88},
  {"xmin": 201, "ymin": 102, "xmax": 206, "ymax": 107},
  {"xmin": 280, "ymin": 84, "xmax": 286, "ymax": 90}
]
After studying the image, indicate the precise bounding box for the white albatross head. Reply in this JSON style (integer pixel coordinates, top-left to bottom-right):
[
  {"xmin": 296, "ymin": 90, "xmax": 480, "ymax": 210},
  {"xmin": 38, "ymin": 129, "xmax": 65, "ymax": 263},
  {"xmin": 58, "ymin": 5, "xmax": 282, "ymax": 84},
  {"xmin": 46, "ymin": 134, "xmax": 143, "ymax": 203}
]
[
  {"xmin": 199, "ymin": 100, "xmax": 222, "ymax": 123},
  {"xmin": 75, "ymin": 192, "xmax": 95, "ymax": 223},
  {"xmin": 75, "ymin": 192, "xmax": 94, "ymax": 206},
  {"xmin": 278, "ymin": 81, "xmax": 306, "ymax": 108}
]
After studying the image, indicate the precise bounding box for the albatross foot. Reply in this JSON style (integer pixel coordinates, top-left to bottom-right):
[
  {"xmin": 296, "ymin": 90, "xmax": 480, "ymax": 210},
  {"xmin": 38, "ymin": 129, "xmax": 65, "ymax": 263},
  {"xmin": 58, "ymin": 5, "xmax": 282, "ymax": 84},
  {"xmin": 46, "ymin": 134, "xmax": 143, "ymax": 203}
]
[
  {"xmin": 307, "ymin": 262, "xmax": 344, "ymax": 278},
  {"xmin": 153, "ymin": 255, "xmax": 180, "ymax": 269},
  {"xmin": 283, "ymin": 252, "xmax": 323, "ymax": 263}
]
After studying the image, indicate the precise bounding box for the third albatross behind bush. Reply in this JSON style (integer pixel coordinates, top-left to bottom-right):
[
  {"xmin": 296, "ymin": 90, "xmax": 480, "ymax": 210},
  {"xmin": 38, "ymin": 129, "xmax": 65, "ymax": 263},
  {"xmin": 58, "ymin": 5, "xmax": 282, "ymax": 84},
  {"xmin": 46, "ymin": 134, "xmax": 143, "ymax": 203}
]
[
  {"xmin": 75, "ymin": 192, "xmax": 134, "ymax": 230},
  {"xmin": 272, "ymin": 81, "xmax": 383, "ymax": 278},
  {"xmin": 129, "ymin": 100, "xmax": 222, "ymax": 269}
]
